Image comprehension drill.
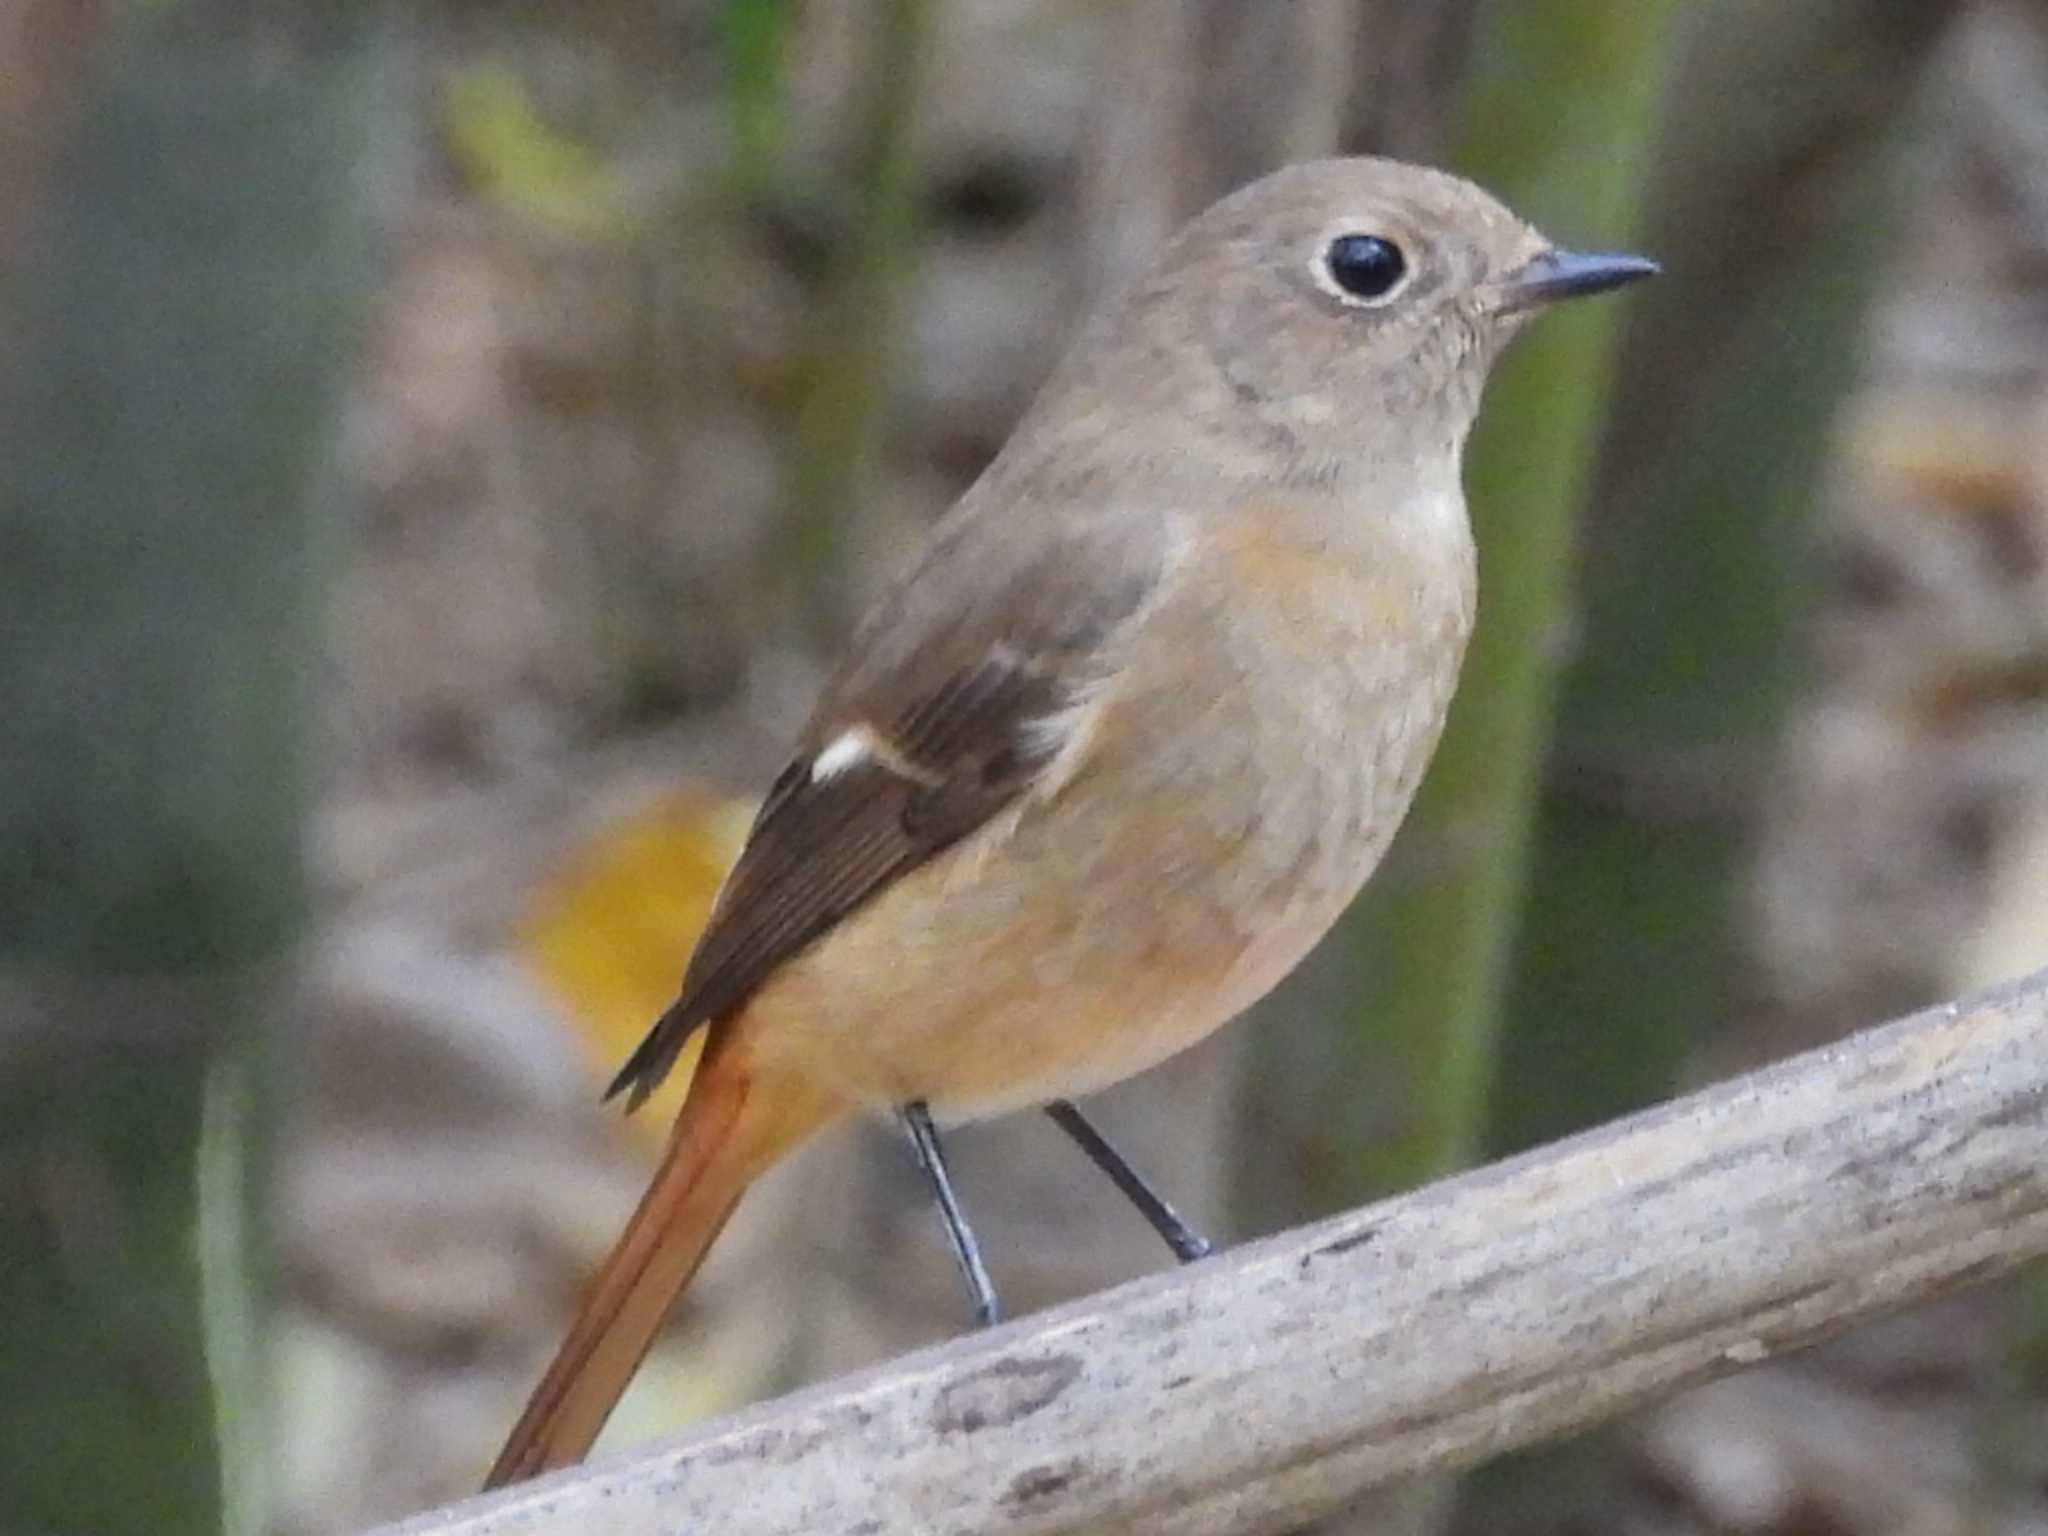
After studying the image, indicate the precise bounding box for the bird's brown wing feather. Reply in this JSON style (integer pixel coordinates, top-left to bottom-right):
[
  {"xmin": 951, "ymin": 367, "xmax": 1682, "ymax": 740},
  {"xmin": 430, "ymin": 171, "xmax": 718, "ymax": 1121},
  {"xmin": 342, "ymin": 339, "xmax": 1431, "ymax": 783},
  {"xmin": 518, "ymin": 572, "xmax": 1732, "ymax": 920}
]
[{"xmin": 607, "ymin": 510, "xmax": 1168, "ymax": 1109}]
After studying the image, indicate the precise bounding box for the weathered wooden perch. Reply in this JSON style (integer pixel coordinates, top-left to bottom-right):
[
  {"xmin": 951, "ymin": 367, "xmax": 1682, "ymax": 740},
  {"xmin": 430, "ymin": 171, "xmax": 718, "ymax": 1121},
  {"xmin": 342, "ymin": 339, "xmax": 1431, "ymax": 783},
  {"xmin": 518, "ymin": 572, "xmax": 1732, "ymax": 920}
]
[{"xmin": 380, "ymin": 969, "xmax": 2048, "ymax": 1536}]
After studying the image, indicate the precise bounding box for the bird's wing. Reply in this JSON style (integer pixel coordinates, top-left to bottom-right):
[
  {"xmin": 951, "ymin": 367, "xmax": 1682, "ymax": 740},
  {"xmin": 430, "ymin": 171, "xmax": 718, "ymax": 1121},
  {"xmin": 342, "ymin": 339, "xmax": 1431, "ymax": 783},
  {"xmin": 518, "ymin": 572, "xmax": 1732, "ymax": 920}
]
[{"xmin": 607, "ymin": 506, "xmax": 1171, "ymax": 1108}]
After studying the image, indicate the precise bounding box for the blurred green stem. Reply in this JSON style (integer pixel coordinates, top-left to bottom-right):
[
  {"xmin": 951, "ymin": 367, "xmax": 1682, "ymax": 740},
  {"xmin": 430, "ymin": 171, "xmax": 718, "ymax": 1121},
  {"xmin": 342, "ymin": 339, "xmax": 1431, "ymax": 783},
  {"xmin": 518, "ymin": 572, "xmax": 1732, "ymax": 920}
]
[
  {"xmin": 1238, "ymin": 1, "xmax": 1677, "ymax": 1217},
  {"xmin": 0, "ymin": 12, "xmax": 383, "ymax": 1534},
  {"xmin": 1488, "ymin": 0, "xmax": 1958, "ymax": 1158},
  {"xmin": 719, "ymin": 0, "xmax": 792, "ymax": 205},
  {"xmin": 776, "ymin": 0, "xmax": 933, "ymax": 641}
]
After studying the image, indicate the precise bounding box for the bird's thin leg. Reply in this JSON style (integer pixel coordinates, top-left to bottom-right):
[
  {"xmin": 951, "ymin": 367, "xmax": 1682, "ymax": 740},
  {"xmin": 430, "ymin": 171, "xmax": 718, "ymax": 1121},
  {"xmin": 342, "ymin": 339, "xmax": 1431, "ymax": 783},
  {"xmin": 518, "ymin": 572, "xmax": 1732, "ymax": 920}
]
[
  {"xmin": 1045, "ymin": 1099, "xmax": 1214, "ymax": 1263},
  {"xmin": 899, "ymin": 1101, "xmax": 1001, "ymax": 1326}
]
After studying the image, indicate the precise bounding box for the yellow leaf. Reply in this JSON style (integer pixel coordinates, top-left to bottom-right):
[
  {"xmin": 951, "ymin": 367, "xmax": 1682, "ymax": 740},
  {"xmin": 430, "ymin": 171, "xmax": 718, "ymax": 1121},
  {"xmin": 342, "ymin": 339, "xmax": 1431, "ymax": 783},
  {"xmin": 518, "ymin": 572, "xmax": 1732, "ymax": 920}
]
[
  {"xmin": 439, "ymin": 62, "xmax": 628, "ymax": 240},
  {"xmin": 521, "ymin": 791, "xmax": 754, "ymax": 1140}
]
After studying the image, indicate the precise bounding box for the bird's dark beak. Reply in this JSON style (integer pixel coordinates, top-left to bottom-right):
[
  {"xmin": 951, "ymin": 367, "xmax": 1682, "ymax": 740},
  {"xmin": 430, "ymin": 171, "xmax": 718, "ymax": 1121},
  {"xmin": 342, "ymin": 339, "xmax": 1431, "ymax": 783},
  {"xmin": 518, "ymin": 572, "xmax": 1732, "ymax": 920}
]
[{"xmin": 1489, "ymin": 248, "xmax": 1659, "ymax": 314}]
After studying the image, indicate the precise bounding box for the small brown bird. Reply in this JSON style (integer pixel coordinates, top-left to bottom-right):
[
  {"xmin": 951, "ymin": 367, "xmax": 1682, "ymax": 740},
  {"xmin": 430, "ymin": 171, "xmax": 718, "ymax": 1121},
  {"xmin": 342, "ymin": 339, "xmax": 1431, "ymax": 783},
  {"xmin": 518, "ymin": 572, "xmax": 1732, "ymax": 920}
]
[{"xmin": 486, "ymin": 156, "xmax": 1654, "ymax": 1487}]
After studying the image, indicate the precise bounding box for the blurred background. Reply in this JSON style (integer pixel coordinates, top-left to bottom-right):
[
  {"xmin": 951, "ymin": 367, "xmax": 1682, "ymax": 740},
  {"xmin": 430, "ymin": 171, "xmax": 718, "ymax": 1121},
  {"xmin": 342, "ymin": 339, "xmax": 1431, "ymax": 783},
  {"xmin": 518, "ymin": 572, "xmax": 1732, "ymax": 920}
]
[{"xmin": 5, "ymin": 1, "xmax": 2048, "ymax": 1533}]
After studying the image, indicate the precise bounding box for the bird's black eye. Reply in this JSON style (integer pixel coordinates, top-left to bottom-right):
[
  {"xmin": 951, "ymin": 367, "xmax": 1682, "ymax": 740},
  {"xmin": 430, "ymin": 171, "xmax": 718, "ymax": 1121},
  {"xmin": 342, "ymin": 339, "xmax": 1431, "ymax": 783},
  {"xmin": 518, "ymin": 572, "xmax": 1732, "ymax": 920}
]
[{"xmin": 1323, "ymin": 233, "xmax": 1407, "ymax": 302}]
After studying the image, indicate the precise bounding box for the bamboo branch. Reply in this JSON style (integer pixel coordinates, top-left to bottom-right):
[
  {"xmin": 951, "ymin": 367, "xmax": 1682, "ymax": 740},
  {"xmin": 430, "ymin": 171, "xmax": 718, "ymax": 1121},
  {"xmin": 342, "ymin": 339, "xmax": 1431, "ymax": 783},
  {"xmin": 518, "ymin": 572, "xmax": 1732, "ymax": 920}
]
[{"xmin": 381, "ymin": 970, "xmax": 2048, "ymax": 1536}]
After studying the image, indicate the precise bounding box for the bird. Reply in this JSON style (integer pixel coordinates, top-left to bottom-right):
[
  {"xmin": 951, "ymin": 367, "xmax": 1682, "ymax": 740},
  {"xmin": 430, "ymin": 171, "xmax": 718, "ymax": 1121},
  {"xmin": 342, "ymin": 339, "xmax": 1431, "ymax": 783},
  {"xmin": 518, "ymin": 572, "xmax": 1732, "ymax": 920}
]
[{"xmin": 485, "ymin": 154, "xmax": 1655, "ymax": 1488}]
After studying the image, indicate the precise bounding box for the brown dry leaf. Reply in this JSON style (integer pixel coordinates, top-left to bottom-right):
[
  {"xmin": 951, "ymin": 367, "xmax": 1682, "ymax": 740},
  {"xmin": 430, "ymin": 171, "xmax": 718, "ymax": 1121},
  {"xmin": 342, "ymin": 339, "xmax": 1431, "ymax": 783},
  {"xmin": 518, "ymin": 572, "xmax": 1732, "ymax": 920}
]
[{"xmin": 518, "ymin": 789, "xmax": 754, "ymax": 1137}]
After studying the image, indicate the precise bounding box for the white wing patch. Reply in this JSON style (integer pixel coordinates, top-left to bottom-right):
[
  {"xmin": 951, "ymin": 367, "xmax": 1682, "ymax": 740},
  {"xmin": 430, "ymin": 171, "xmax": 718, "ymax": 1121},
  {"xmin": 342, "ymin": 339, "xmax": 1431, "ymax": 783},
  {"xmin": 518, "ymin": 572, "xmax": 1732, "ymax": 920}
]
[{"xmin": 809, "ymin": 729, "xmax": 873, "ymax": 782}]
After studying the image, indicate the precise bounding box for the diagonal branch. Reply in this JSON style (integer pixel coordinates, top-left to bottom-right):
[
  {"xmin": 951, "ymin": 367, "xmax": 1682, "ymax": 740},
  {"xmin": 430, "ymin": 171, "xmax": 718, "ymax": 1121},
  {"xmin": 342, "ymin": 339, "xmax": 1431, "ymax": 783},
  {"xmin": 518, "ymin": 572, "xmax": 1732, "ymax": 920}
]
[{"xmin": 380, "ymin": 969, "xmax": 2048, "ymax": 1536}]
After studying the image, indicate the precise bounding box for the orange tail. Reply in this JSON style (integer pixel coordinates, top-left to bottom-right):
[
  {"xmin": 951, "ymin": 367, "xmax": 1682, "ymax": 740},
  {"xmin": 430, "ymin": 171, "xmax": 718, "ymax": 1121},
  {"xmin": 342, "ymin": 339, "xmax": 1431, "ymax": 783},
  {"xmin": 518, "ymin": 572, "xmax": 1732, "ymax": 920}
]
[{"xmin": 485, "ymin": 1033, "xmax": 835, "ymax": 1489}]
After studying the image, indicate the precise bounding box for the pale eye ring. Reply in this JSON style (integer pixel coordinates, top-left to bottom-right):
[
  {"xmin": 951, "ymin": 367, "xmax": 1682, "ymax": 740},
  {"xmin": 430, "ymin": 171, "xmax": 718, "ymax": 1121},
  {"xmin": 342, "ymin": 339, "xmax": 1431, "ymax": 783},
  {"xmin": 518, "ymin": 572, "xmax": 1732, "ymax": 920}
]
[{"xmin": 1319, "ymin": 233, "xmax": 1408, "ymax": 305}]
